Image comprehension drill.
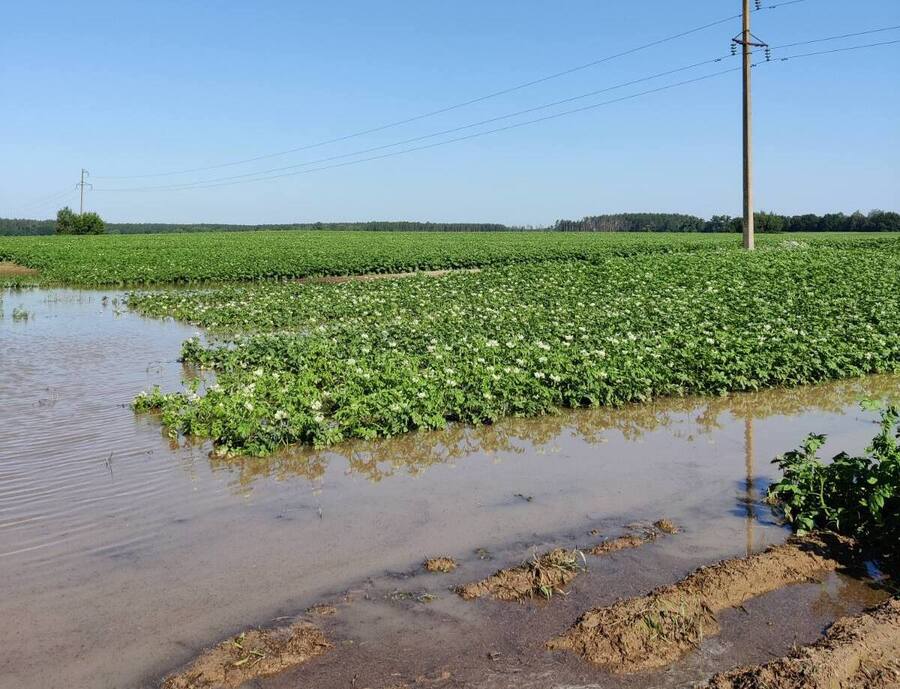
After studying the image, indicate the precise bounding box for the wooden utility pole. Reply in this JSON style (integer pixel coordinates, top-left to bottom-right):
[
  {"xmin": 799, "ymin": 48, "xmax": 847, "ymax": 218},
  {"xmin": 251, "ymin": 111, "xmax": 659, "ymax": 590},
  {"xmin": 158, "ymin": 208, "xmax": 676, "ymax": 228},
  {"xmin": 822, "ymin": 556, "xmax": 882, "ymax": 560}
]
[
  {"xmin": 741, "ymin": 0, "xmax": 754, "ymax": 250},
  {"xmin": 78, "ymin": 169, "xmax": 90, "ymax": 213},
  {"xmin": 733, "ymin": 2, "xmax": 767, "ymax": 250}
]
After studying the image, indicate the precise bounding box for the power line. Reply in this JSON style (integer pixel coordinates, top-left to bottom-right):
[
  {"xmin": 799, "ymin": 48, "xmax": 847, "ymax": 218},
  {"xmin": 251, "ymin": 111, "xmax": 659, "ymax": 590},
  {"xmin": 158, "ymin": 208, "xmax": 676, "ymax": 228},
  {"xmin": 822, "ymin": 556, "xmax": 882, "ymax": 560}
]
[
  {"xmin": 772, "ymin": 25, "xmax": 900, "ymax": 49},
  {"xmin": 96, "ymin": 23, "xmax": 899, "ymax": 194},
  {"xmin": 94, "ymin": 37, "xmax": 898, "ymax": 195},
  {"xmin": 92, "ymin": 8, "xmax": 779, "ymax": 180},
  {"xmin": 98, "ymin": 53, "xmax": 738, "ymax": 192},
  {"xmin": 16, "ymin": 186, "xmax": 78, "ymax": 212},
  {"xmin": 18, "ymin": 190, "xmax": 78, "ymax": 218},
  {"xmin": 774, "ymin": 37, "xmax": 900, "ymax": 60},
  {"xmin": 97, "ymin": 67, "xmax": 743, "ymax": 192}
]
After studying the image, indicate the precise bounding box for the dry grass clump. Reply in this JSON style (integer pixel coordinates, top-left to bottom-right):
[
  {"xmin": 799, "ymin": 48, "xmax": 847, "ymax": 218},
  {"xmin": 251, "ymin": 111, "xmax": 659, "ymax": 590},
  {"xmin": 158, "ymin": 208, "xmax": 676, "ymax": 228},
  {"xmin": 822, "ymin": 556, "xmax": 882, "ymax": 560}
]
[
  {"xmin": 424, "ymin": 557, "xmax": 458, "ymax": 573},
  {"xmin": 458, "ymin": 548, "xmax": 585, "ymax": 601},
  {"xmin": 161, "ymin": 621, "xmax": 329, "ymax": 689}
]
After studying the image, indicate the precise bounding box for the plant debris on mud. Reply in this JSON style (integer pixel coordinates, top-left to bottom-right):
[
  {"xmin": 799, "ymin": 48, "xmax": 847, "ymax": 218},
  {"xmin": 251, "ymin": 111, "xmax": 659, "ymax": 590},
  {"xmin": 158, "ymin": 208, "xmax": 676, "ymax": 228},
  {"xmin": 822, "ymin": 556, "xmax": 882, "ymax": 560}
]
[
  {"xmin": 547, "ymin": 535, "xmax": 852, "ymax": 673},
  {"xmin": 704, "ymin": 598, "xmax": 900, "ymax": 689},
  {"xmin": 589, "ymin": 520, "xmax": 678, "ymax": 555},
  {"xmin": 424, "ymin": 557, "xmax": 457, "ymax": 573},
  {"xmin": 458, "ymin": 548, "xmax": 585, "ymax": 601},
  {"xmin": 160, "ymin": 621, "xmax": 329, "ymax": 689}
]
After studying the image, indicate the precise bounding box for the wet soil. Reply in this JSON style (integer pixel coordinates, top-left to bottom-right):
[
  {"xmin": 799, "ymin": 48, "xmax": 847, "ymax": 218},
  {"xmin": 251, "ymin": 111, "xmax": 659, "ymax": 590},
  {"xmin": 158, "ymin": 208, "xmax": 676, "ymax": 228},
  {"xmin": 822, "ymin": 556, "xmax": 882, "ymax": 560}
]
[
  {"xmin": 424, "ymin": 557, "xmax": 458, "ymax": 573},
  {"xmin": 457, "ymin": 548, "xmax": 585, "ymax": 601},
  {"xmin": 0, "ymin": 260, "xmax": 38, "ymax": 276},
  {"xmin": 160, "ymin": 621, "xmax": 329, "ymax": 688},
  {"xmin": 547, "ymin": 535, "xmax": 855, "ymax": 673},
  {"xmin": 460, "ymin": 522, "xmax": 676, "ymax": 602},
  {"xmin": 706, "ymin": 598, "xmax": 900, "ymax": 689}
]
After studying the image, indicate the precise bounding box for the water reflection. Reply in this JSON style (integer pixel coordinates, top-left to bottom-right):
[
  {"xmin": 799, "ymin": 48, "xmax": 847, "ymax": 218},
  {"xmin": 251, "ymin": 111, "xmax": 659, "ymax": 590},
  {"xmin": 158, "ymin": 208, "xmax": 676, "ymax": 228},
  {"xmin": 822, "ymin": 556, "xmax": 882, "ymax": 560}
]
[{"xmin": 202, "ymin": 374, "xmax": 900, "ymax": 491}]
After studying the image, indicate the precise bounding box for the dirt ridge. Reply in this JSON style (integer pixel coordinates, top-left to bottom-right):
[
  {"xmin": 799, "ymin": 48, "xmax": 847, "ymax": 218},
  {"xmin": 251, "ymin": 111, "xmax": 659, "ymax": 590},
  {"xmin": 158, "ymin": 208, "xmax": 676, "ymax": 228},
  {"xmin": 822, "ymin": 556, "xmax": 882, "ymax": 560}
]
[
  {"xmin": 160, "ymin": 621, "xmax": 329, "ymax": 688},
  {"xmin": 705, "ymin": 597, "xmax": 900, "ymax": 689},
  {"xmin": 547, "ymin": 535, "xmax": 852, "ymax": 673}
]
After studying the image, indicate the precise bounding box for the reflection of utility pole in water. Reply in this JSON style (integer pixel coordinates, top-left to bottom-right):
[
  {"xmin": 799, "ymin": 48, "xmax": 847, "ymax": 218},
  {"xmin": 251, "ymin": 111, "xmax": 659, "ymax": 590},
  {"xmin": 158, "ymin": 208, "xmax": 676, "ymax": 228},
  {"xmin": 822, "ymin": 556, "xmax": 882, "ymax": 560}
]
[{"xmin": 744, "ymin": 416, "xmax": 755, "ymax": 556}]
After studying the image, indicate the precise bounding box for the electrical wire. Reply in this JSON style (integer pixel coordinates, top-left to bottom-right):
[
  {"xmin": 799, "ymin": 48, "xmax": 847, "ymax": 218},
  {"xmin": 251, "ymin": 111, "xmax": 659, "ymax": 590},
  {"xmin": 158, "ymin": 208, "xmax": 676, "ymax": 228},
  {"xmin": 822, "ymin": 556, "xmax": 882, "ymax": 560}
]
[
  {"xmin": 771, "ymin": 25, "xmax": 900, "ymax": 49},
  {"xmin": 92, "ymin": 10, "xmax": 757, "ymax": 180},
  {"xmin": 97, "ymin": 67, "xmax": 743, "ymax": 192},
  {"xmin": 16, "ymin": 186, "xmax": 77, "ymax": 212},
  {"xmin": 97, "ymin": 53, "xmax": 738, "ymax": 192},
  {"xmin": 94, "ymin": 37, "xmax": 898, "ymax": 195},
  {"xmin": 773, "ymin": 37, "xmax": 900, "ymax": 60},
  {"xmin": 97, "ymin": 24, "xmax": 899, "ymax": 193}
]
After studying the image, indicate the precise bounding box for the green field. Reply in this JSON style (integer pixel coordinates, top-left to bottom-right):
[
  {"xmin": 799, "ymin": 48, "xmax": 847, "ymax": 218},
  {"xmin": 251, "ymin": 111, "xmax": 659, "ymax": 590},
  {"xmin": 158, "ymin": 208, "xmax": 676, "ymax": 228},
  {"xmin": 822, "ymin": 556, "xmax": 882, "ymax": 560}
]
[
  {"xmin": 2, "ymin": 230, "xmax": 897, "ymax": 286},
  {"xmin": 128, "ymin": 239, "xmax": 900, "ymax": 455}
]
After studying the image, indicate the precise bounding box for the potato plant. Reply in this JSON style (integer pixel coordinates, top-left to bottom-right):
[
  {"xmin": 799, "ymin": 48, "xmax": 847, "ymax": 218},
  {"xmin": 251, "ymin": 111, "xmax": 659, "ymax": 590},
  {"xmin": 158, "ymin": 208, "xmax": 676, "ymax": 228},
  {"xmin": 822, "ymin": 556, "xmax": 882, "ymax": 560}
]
[
  {"xmin": 130, "ymin": 244, "xmax": 900, "ymax": 455},
  {"xmin": 768, "ymin": 406, "xmax": 900, "ymax": 569},
  {"xmin": 2, "ymin": 230, "xmax": 897, "ymax": 286}
]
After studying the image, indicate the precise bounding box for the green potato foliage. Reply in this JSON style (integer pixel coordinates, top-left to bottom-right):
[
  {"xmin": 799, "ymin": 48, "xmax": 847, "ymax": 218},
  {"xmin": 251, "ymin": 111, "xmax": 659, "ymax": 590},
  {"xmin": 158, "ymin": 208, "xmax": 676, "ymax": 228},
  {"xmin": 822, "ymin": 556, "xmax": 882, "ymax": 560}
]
[
  {"xmin": 129, "ymin": 243, "xmax": 900, "ymax": 456},
  {"xmin": 768, "ymin": 407, "xmax": 900, "ymax": 569},
  {"xmin": 1, "ymin": 229, "xmax": 897, "ymax": 286}
]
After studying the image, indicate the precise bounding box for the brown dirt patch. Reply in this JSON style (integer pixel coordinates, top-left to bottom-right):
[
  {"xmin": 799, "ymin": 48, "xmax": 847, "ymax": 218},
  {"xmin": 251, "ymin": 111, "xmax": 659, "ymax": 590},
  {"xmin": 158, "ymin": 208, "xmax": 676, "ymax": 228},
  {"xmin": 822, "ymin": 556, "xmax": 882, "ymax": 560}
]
[
  {"xmin": 589, "ymin": 520, "xmax": 678, "ymax": 556},
  {"xmin": 301, "ymin": 268, "xmax": 480, "ymax": 284},
  {"xmin": 654, "ymin": 519, "xmax": 679, "ymax": 535},
  {"xmin": 590, "ymin": 533, "xmax": 654, "ymax": 556},
  {"xmin": 0, "ymin": 261, "xmax": 38, "ymax": 277},
  {"xmin": 457, "ymin": 548, "xmax": 585, "ymax": 601},
  {"xmin": 547, "ymin": 535, "xmax": 852, "ymax": 673},
  {"xmin": 424, "ymin": 557, "xmax": 457, "ymax": 573},
  {"xmin": 160, "ymin": 621, "xmax": 329, "ymax": 688},
  {"xmin": 307, "ymin": 604, "xmax": 337, "ymax": 617},
  {"xmin": 705, "ymin": 598, "xmax": 900, "ymax": 689}
]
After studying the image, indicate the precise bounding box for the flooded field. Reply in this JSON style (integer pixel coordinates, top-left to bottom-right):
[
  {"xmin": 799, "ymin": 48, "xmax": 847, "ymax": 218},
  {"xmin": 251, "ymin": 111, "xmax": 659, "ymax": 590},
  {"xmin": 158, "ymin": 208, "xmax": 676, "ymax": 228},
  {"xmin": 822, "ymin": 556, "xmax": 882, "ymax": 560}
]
[{"xmin": 1, "ymin": 288, "xmax": 898, "ymax": 689}]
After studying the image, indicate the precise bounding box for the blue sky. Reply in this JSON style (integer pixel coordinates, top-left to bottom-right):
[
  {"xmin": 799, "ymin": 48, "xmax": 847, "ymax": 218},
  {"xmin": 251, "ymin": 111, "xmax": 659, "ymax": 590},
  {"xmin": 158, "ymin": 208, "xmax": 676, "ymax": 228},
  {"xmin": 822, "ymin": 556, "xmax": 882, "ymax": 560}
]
[{"xmin": 2, "ymin": 0, "xmax": 898, "ymax": 225}]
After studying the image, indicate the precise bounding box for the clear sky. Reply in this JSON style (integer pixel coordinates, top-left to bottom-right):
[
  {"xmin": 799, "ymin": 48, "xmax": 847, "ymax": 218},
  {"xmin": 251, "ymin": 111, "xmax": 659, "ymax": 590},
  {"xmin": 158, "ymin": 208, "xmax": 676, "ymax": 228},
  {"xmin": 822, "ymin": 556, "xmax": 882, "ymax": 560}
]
[{"xmin": 2, "ymin": 0, "xmax": 898, "ymax": 225}]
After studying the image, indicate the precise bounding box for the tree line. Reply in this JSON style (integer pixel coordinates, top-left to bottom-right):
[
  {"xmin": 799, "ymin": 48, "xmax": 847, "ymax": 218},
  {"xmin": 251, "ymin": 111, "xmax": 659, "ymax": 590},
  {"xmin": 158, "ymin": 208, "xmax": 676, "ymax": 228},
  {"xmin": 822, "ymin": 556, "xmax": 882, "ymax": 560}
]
[
  {"xmin": 0, "ymin": 210, "xmax": 897, "ymax": 236},
  {"xmin": 552, "ymin": 210, "xmax": 900, "ymax": 233},
  {"xmin": 0, "ymin": 219, "xmax": 523, "ymax": 236}
]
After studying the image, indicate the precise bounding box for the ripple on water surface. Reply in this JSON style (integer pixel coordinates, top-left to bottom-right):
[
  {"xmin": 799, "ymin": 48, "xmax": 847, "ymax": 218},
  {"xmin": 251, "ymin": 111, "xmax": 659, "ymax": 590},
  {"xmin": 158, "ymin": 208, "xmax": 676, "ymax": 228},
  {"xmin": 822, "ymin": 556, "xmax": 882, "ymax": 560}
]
[{"xmin": 1, "ymin": 287, "xmax": 898, "ymax": 689}]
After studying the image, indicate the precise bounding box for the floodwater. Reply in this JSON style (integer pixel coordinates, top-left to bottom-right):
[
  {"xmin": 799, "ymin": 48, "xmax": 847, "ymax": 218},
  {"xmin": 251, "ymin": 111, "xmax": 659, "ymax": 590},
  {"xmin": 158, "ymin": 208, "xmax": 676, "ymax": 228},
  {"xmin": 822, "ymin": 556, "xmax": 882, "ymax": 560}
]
[{"xmin": 1, "ymin": 288, "xmax": 897, "ymax": 689}]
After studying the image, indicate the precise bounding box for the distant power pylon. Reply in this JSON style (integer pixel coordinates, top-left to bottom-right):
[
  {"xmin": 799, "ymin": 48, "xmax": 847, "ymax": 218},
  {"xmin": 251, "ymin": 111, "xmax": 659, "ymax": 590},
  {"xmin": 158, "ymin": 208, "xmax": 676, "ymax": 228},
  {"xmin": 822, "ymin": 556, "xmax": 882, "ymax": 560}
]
[
  {"xmin": 77, "ymin": 168, "xmax": 92, "ymax": 213},
  {"xmin": 733, "ymin": 0, "xmax": 769, "ymax": 251}
]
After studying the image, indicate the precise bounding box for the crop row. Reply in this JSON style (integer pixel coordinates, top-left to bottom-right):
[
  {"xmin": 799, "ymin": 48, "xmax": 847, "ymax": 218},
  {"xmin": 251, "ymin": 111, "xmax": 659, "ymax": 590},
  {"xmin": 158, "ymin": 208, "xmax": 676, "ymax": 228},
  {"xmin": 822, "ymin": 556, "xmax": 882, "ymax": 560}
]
[
  {"xmin": 129, "ymin": 243, "xmax": 900, "ymax": 455},
  {"xmin": 2, "ymin": 230, "xmax": 898, "ymax": 286}
]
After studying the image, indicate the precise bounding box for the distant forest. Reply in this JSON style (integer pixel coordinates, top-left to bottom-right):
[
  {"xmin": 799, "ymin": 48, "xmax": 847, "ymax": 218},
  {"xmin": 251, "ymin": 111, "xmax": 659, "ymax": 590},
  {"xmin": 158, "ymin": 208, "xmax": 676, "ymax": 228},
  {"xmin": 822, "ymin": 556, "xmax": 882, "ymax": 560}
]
[
  {"xmin": 1, "ymin": 211, "xmax": 898, "ymax": 236},
  {"xmin": 552, "ymin": 210, "xmax": 900, "ymax": 233},
  {"xmin": 0, "ymin": 220, "xmax": 519, "ymax": 236}
]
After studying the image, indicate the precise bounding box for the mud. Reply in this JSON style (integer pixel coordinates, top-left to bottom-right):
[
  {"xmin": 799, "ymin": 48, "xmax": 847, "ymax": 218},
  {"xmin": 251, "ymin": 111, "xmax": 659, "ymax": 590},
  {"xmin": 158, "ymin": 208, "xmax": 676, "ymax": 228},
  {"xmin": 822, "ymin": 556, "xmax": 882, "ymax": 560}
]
[
  {"xmin": 705, "ymin": 598, "xmax": 900, "ymax": 689},
  {"xmin": 588, "ymin": 520, "xmax": 676, "ymax": 555},
  {"xmin": 0, "ymin": 260, "xmax": 38, "ymax": 276},
  {"xmin": 654, "ymin": 519, "xmax": 679, "ymax": 535},
  {"xmin": 547, "ymin": 535, "xmax": 853, "ymax": 673},
  {"xmin": 160, "ymin": 621, "xmax": 329, "ymax": 689},
  {"xmin": 457, "ymin": 548, "xmax": 585, "ymax": 601},
  {"xmin": 424, "ymin": 557, "xmax": 458, "ymax": 573}
]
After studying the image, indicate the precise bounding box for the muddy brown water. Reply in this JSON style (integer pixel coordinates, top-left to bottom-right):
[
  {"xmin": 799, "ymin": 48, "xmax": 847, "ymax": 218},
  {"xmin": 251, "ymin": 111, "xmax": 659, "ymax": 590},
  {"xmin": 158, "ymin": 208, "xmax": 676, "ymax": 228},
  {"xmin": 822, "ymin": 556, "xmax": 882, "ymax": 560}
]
[{"xmin": 1, "ymin": 288, "xmax": 898, "ymax": 689}]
